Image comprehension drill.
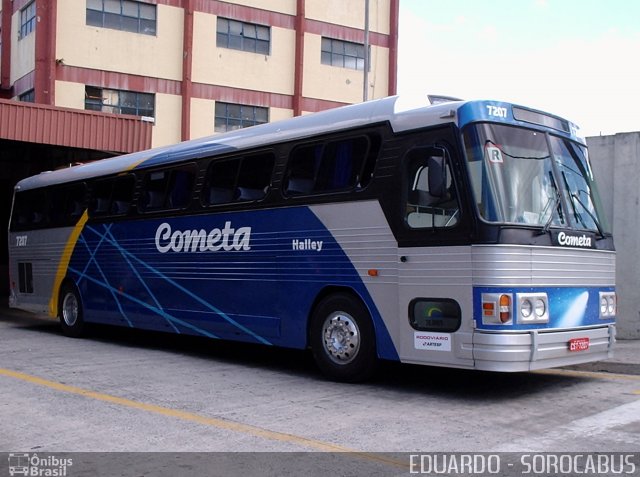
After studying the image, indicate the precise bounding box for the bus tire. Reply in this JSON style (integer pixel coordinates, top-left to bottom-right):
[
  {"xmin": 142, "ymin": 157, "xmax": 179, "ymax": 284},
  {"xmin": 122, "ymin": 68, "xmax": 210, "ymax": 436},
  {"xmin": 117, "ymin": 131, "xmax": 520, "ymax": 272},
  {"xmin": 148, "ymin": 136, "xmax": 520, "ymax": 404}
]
[
  {"xmin": 310, "ymin": 293, "xmax": 377, "ymax": 382},
  {"xmin": 58, "ymin": 283, "xmax": 85, "ymax": 338}
]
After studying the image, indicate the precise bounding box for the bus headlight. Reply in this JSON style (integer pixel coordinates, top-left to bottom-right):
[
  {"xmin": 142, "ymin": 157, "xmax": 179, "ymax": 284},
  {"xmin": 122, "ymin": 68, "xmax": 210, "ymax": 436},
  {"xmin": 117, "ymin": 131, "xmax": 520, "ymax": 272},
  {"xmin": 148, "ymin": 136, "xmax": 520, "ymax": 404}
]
[
  {"xmin": 599, "ymin": 291, "xmax": 616, "ymax": 318},
  {"xmin": 517, "ymin": 293, "xmax": 549, "ymax": 324},
  {"xmin": 600, "ymin": 296, "xmax": 608, "ymax": 315},
  {"xmin": 534, "ymin": 298, "xmax": 546, "ymax": 318},
  {"xmin": 521, "ymin": 299, "xmax": 532, "ymax": 318}
]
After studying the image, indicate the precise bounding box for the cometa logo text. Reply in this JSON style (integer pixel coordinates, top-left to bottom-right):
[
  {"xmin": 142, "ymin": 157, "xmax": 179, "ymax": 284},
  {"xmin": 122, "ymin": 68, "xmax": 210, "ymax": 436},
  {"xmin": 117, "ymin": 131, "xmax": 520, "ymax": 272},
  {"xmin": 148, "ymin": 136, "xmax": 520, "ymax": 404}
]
[
  {"xmin": 557, "ymin": 231, "xmax": 592, "ymax": 248},
  {"xmin": 155, "ymin": 222, "xmax": 251, "ymax": 253}
]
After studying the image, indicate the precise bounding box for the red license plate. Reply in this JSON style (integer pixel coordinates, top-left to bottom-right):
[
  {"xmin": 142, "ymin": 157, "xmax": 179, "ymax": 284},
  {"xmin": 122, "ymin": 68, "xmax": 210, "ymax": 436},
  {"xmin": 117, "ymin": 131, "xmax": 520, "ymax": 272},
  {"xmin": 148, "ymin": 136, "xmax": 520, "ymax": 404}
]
[{"xmin": 568, "ymin": 337, "xmax": 590, "ymax": 352}]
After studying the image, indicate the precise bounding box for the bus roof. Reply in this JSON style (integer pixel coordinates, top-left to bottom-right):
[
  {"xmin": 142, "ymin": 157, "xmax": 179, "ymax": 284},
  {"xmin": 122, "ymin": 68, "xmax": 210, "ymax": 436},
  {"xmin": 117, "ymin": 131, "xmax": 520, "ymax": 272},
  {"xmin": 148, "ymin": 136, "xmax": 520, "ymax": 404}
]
[{"xmin": 14, "ymin": 95, "xmax": 581, "ymax": 191}]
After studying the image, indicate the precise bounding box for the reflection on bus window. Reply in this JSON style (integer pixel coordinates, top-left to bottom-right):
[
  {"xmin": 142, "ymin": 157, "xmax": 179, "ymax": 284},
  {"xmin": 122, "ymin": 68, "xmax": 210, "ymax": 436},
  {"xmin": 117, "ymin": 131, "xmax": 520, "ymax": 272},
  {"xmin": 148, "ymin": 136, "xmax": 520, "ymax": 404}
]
[
  {"xmin": 202, "ymin": 152, "xmax": 274, "ymax": 206},
  {"xmin": 141, "ymin": 165, "xmax": 196, "ymax": 211},
  {"xmin": 89, "ymin": 175, "xmax": 135, "ymax": 217},
  {"xmin": 405, "ymin": 147, "xmax": 460, "ymax": 229},
  {"xmin": 284, "ymin": 135, "xmax": 378, "ymax": 196}
]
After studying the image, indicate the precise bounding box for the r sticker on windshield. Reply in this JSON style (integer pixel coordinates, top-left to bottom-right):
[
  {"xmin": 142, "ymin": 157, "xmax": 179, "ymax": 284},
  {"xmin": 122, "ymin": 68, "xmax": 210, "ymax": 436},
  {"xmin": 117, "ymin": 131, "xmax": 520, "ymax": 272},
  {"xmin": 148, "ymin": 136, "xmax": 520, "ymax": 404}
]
[{"xmin": 485, "ymin": 145, "xmax": 503, "ymax": 164}]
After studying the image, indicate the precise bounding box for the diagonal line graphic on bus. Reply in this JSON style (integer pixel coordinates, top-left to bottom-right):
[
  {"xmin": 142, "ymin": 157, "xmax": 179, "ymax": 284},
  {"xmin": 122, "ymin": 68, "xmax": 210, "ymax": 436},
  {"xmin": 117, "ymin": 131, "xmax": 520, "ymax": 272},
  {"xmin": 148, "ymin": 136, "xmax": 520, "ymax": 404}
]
[
  {"xmin": 103, "ymin": 225, "xmax": 179, "ymax": 333},
  {"xmin": 68, "ymin": 265, "xmax": 220, "ymax": 338},
  {"xmin": 78, "ymin": 234, "xmax": 134, "ymax": 327},
  {"xmin": 83, "ymin": 225, "xmax": 273, "ymax": 345},
  {"xmin": 78, "ymin": 222, "xmax": 112, "ymax": 278}
]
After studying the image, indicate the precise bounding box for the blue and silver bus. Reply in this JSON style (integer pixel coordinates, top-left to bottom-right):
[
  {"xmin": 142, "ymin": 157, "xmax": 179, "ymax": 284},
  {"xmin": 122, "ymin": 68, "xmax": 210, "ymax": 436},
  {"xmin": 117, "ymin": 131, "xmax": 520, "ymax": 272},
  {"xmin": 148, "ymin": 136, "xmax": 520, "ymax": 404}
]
[{"xmin": 7, "ymin": 95, "xmax": 616, "ymax": 381}]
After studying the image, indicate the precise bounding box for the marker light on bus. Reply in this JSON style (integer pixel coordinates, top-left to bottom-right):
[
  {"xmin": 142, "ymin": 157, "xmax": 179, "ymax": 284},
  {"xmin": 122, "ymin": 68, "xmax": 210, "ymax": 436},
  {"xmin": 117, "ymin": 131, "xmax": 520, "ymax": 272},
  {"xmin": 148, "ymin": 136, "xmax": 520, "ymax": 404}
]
[
  {"xmin": 499, "ymin": 295, "xmax": 511, "ymax": 323},
  {"xmin": 516, "ymin": 293, "xmax": 549, "ymax": 324},
  {"xmin": 599, "ymin": 292, "xmax": 616, "ymax": 318},
  {"xmin": 481, "ymin": 293, "xmax": 513, "ymax": 325}
]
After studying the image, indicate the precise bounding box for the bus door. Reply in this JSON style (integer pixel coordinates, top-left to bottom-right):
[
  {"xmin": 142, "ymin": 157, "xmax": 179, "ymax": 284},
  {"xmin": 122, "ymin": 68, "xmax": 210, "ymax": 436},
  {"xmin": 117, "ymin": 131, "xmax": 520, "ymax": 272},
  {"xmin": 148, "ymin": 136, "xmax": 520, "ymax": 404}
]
[{"xmin": 397, "ymin": 145, "xmax": 474, "ymax": 367}]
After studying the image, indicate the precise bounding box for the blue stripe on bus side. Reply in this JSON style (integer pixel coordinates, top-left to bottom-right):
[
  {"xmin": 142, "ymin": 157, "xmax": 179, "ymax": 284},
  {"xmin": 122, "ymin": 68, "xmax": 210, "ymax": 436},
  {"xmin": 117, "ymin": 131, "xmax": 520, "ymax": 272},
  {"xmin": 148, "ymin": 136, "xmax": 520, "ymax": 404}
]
[{"xmin": 66, "ymin": 206, "xmax": 398, "ymax": 358}]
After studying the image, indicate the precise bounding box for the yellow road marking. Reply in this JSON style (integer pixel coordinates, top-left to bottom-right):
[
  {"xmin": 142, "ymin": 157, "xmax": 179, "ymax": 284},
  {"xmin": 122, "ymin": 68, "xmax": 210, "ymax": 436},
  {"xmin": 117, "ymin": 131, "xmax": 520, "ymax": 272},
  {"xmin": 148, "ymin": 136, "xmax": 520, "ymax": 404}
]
[
  {"xmin": 533, "ymin": 368, "xmax": 640, "ymax": 382},
  {"xmin": 0, "ymin": 368, "xmax": 404, "ymax": 468}
]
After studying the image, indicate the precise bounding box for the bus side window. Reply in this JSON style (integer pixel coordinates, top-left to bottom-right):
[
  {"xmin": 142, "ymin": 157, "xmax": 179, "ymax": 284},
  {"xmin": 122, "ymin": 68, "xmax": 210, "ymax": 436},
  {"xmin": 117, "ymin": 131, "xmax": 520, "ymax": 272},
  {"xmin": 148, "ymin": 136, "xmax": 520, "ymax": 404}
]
[
  {"xmin": 203, "ymin": 152, "xmax": 274, "ymax": 206},
  {"xmin": 50, "ymin": 183, "xmax": 87, "ymax": 226},
  {"xmin": 203, "ymin": 159, "xmax": 239, "ymax": 205},
  {"xmin": 141, "ymin": 165, "xmax": 195, "ymax": 211},
  {"xmin": 110, "ymin": 176, "xmax": 135, "ymax": 215},
  {"xmin": 236, "ymin": 152, "xmax": 274, "ymax": 201},
  {"xmin": 284, "ymin": 135, "xmax": 376, "ymax": 196},
  {"xmin": 89, "ymin": 175, "xmax": 135, "ymax": 218},
  {"xmin": 168, "ymin": 170, "xmax": 195, "ymax": 208},
  {"xmin": 11, "ymin": 190, "xmax": 49, "ymax": 230},
  {"xmin": 405, "ymin": 147, "xmax": 460, "ymax": 229}
]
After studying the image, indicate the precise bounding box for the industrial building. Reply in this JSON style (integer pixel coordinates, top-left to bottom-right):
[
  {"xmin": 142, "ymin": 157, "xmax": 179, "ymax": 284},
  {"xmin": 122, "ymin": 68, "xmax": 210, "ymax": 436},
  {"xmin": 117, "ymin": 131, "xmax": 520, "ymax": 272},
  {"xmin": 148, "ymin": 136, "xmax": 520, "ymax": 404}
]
[{"xmin": 0, "ymin": 0, "xmax": 399, "ymax": 296}]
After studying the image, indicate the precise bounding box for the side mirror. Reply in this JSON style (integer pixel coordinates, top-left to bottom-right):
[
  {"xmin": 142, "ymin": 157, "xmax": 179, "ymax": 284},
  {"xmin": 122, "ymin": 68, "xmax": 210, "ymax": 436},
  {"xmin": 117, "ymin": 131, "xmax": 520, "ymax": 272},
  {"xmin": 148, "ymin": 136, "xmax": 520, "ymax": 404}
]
[{"xmin": 427, "ymin": 155, "xmax": 447, "ymax": 198}]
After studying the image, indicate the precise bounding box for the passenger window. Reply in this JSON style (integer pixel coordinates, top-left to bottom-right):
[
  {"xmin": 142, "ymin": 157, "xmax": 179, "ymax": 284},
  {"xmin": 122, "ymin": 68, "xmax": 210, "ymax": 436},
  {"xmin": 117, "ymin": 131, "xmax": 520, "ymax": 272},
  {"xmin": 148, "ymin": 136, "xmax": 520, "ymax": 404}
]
[
  {"xmin": 141, "ymin": 165, "xmax": 195, "ymax": 211},
  {"xmin": 11, "ymin": 190, "xmax": 49, "ymax": 230},
  {"xmin": 50, "ymin": 183, "xmax": 87, "ymax": 227},
  {"xmin": 89, "ymin": 175, "xmax": 135, "ymax": 217},
  {"xmin": 203, "ymin": 152, "xmax": 274, "ymax": 205},
  {"xmin": 405, "ymin": 147, "xmax": 460, "ymax": 229},
  {"xmin": 284, "ymin": 135, "xmax": 377, "ymax": 196}
]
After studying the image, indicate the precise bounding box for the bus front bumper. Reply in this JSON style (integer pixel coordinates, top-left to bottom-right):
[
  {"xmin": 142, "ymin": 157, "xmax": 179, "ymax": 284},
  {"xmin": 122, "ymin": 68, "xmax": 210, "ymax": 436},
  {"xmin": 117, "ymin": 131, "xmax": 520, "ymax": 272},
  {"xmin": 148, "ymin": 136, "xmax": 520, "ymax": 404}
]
[{"xmin": 473, "ymin": 324, "xmax": 616, "ymax": 372}]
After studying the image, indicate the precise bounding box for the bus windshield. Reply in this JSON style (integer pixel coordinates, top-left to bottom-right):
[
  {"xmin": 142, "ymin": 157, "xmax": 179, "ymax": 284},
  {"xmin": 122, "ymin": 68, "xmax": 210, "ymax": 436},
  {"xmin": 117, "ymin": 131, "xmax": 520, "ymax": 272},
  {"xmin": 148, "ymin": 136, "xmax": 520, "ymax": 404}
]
[{"xmin": 463, "ymin": 123, "xmax": 608, "ymax": 233}]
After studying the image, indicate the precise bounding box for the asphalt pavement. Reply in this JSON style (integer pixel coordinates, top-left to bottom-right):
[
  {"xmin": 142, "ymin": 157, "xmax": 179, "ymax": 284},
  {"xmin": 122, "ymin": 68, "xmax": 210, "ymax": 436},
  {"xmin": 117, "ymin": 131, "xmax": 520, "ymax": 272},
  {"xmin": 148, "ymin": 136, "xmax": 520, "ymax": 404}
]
[
  {"xmin": 569, "ymin": 337, "xmax": 640, "ymax": 375},
  {"xmin": 1, "ymin": 301, "xmax": 637, "ymax": 375}
]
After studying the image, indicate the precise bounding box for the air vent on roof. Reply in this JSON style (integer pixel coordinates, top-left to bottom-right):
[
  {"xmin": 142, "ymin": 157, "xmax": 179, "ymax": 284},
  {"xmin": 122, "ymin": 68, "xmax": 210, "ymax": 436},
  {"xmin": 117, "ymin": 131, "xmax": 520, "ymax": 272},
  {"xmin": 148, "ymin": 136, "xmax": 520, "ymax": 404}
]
[{"xmin": 428, "ymin": 95, "xmax": 464, "ymax": 105}]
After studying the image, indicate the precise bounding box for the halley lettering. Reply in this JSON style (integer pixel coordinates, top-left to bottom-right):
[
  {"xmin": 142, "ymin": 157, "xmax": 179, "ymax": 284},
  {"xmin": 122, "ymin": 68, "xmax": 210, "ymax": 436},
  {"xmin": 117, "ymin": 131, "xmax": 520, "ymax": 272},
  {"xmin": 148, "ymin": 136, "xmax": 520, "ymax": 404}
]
[
  {"xmin": 557, "ymin": 231, "xmax": 592, "ymax": 248},
  {"xmin": 292, "ymin": 239, "xmax": 323, "ymax": 252},
  {"xmin": 155, "ymin": 222, "xmax": 251, "ymax": 253}
]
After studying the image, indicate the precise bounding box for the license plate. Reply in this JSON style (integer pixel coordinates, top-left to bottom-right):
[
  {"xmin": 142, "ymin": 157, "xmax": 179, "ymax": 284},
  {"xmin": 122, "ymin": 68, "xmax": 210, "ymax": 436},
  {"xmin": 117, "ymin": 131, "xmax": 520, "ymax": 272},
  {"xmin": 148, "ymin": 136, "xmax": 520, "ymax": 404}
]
[{"xmin": 568, "ymin": 337, "xmax": 590, "ymax": 352}]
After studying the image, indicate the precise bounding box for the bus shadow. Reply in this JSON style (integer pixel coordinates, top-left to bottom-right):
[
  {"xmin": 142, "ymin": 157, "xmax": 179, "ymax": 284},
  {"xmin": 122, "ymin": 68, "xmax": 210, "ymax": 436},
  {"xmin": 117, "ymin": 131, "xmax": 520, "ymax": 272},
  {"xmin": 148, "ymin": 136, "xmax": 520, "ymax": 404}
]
[
  {"xmin": 373, "ymin": 360, "xmax": 582, "ymax": 401},
  {"xmin": 2, "ymin": 310, "xmax": 589, "ymax": 400}
]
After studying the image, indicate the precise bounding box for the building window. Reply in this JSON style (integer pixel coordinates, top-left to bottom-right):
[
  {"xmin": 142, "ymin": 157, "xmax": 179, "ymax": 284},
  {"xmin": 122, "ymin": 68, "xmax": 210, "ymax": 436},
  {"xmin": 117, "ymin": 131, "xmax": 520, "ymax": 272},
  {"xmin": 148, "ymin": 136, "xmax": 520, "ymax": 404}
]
[
  {"xmin": 214, "ymin": 102, "xmax": 268, "ymax": 132},
  {"xmin": 85, "ymin": 86, "xmax": 155, "ymax": 118},
  {"xmin": 321, "ymin": 37, "xmax": 369, "ymax": 71},
  {"xmin": 20, "ymin": 2, "xmax": 36, "ymax": 39},
  {"xmin": 216, "ymin": 17, "xmax": 270, "ymax": 55},
  {"xmin": 86, "ymin": 0, "xmax": 157, "ymax": 36},
  {"xmin": 19, "ymin": 90, "xmax": 35, "ymax": 103}
]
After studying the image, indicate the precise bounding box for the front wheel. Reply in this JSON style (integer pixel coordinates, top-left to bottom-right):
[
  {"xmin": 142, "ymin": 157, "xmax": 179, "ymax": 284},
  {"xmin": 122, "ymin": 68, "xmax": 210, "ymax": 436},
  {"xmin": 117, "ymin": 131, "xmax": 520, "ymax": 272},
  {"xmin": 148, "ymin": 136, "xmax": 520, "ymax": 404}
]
[
  {"xmin": 58, "ymin": 283, "xmax": 86, "ymax": 338},
  {"xmin": 310, "ymin": 294, "xmax": 377, "ymax": 382}
]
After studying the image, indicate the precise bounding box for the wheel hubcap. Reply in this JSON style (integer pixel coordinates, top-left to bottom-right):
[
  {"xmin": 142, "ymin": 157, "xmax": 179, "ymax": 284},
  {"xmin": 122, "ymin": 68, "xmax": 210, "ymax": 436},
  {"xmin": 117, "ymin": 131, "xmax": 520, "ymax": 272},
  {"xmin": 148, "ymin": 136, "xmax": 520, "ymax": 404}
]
[
  {"xmin": 322, "ymin": 312, "xmax": 360, "ymax": 365},
  {"xmin": 62, "ymin": 293, "xmax": 78, "ymax": 327}
]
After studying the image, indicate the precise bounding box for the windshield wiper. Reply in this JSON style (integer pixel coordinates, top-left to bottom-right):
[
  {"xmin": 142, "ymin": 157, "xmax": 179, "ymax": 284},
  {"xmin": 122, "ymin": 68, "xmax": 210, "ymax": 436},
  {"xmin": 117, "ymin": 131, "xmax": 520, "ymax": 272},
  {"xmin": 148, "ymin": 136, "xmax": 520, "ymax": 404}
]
[
  {"xmin": 538, "ymin": 172, "xmax": 563, "ymax": 236},
  {"xmin": 570, "ymin": 192, "xmax": 606, "ymax": 239},
  {"xmin": 538, "ymin": 189, "xmax": 562, "ymax": 235},
  {"xmin": 560, "ymin": 171, "xmax": 606, "ymax": 239}
]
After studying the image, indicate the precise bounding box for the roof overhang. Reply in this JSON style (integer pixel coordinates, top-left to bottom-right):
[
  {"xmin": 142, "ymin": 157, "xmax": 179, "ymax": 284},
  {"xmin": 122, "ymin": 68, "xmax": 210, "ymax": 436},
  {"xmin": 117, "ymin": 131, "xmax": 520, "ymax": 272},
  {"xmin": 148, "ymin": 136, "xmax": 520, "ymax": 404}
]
[{"xmin": 0, "ymin": 98, "xmax": 152, "ymax": 154}]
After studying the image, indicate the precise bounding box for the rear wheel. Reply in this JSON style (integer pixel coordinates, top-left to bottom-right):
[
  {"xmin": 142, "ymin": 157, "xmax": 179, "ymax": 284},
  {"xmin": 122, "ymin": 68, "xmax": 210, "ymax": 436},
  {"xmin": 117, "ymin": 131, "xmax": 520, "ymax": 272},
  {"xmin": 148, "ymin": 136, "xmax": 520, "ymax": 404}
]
[
  {"xmin": 310, "ymin": 293, "xmax": 377, "ymax": 382},
  {"xmin": 58, "ymin": 283, "xmax": 85, "ymax": 338}
]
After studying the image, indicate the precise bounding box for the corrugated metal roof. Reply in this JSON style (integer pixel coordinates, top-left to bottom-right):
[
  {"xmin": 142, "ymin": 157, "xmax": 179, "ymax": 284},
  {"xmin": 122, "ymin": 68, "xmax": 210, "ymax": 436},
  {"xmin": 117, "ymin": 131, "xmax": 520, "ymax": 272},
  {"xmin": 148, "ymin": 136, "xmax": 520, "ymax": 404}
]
[{"xmin": 0, "ymin": 98, "xmax": 152, "ymax": 154}]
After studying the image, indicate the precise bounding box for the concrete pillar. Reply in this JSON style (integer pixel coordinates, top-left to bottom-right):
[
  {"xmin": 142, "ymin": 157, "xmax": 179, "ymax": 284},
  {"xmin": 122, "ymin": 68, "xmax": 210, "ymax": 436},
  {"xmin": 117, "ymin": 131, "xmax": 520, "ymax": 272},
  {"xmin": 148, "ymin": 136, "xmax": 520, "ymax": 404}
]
[{"xmin": 588, "ymin": 132, "xmax": 640, "ymax": 339}]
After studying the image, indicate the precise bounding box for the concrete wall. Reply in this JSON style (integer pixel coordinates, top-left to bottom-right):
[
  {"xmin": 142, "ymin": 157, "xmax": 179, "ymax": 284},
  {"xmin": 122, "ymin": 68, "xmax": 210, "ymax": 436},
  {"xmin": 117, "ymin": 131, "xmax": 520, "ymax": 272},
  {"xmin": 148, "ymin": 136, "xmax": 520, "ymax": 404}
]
[
  {"xmin": 587, "ymin": 132, "xmax": 640, "ymax": 339},
  {"xmin": 11, "ymin": 8, "xmax": 35, "ymax": 86},
  {"xmin": 306, "ymin": 0, "xmax": 390, "ymax": 34},
  {"xmin": 57, "ymin": 0, "xmax": 184, "ymax": 81},
  {"xmin": 192, "ymin": 12, "xmax": 296, "ymax": 95}
]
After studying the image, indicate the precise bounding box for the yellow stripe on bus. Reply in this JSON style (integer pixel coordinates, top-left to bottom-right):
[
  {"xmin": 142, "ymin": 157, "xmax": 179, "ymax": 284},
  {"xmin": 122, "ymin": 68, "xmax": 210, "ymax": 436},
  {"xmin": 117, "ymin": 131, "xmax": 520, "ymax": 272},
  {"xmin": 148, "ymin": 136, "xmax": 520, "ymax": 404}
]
[{"xmin": 48, "ymin": 210, "xmax": 89, "ymax": 318}]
